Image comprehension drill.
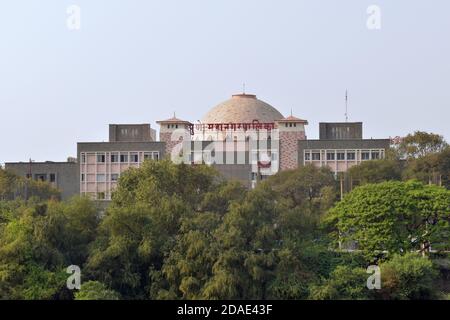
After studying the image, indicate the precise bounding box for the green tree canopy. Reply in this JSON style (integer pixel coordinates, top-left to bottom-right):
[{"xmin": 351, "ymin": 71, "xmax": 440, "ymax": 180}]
[
  {"xmin": 85, "ymin": 160, "xmax": 230, "ymax": 299},
  {"xmin": 376, "ymin": 253, "xmax": 438, "ymax": 300},
  {"xmin": 325, "ymin": 180, "xmax": 450, "ymax": 262},
  {"xmin": 74, "ymin": 281, "xmax": 120, "ymax": 300},
  {"xmin": 308, "ymin": 265, "xmax": 369, "ymax": 300},
  {"xmin": 0, "ymin": 167, "xmax": 60, "ymax": 201},
  {"xmin": 0, "ymin": 197, "xmax": 99, "ymax": 299},
  {"xmin": 398, "ymin": 131, "xmax": 448, "ymax": 159},
  {"xmin": 347, "ymin": 159, "xmax": 403, "ymax": 185},
  {"xmin": 403, "ymin": 147, "xmax": 450, "ymax": 189}
]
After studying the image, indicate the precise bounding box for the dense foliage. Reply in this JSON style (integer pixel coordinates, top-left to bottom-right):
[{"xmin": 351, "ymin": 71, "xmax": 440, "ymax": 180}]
[
  {"xmin": 0, "ymin": 132, "xmax": 449, "ymax": 300},
  {"xmin": 325, "ymin": 181, "xmax": 450, "ymax": 261}
]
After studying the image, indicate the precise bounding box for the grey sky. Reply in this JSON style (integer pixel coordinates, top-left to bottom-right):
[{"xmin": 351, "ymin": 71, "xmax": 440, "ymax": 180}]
[{"xmin": 1, "ymin": 0, "xmax": 449, "ymax": 163}]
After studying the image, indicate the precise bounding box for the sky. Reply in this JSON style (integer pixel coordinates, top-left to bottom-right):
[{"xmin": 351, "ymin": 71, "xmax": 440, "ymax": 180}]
[{"xmin": 0, "ymin": 0, "xmax": 449, "ymax": 163}]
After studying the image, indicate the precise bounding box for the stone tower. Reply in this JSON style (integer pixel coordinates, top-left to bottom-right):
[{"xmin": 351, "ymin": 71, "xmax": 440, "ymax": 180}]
[
  {"xmin": 156, "ymin": 115, "xmax": 193, "ymax": 160},
  {"xmin": 275, "ymin": 115, "xmax": 308, "ymax": 171}
]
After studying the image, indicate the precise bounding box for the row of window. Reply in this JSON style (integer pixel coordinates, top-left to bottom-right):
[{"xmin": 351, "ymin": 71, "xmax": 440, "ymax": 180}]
[
  {"xmin": 304, "ymin": 150, "xmax": 383, "ymax": 161},
  {"xmin": 26, "ymin": 173, "xmax": 57, "ymax": 183},
  {"xmin": 81, "ymin": 173, "xmax": 120, "ymax": 183},
  {"xmin": 120, "ymin": 128, "xmax": 139, "ymax": 137},
  {"xmin": 82, "ymin": 192, "xmax": 111, "ymax": 201},
  {"xmin": 81, "ymin": 152, "xmax": 159, "ymax": 164},
  {"xmin": 188, "ymin": 151, "xmax": 279, "ymax": 163}
]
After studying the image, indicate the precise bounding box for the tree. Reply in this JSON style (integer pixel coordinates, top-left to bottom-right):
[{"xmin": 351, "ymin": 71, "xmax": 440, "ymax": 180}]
[
  {"xmin": 0, "ymin": 167, "xmax": 60, "ymax": 201},
  {"xmin": 347, "ymin": 159, "xmax": 403, "ymax": 185},
  {"xmin": 85, "ymin": 160, "xmax": 224, "ymax": 299},
  {"xmin": 308, "ymin": 265, "xmax": 369, "ymax": 300},
  {"xmin": 0, "ymin": 168, "xmax": 17, "ymax": 200},
  {"xmin": 325, "ymin": 180, "xmax": 450, "ymax": 262},
  {"xmin": 267, "ymin": 164, "xmax": 337, "ymax": 211},
  {"xmin": 74, "ymin": 281, "xmax": 120, "ymax": 300},
  {"xmin": 398, "ymin": 131, "xmax": 448, "ymax": 159},
  {"xmin": 376, "ymin": 253, "xmax": 438, "ymax": 300},
  {"xmin": 0, "ymin": 197, "xmax": 99, "ymax": 299},
  {"xmin": 403, "ymin": 147, "xmax": 450, "ymax": 188},
  {"xmin": 201, "ymin": 183, "xmax": 280, "ymax": 300}
]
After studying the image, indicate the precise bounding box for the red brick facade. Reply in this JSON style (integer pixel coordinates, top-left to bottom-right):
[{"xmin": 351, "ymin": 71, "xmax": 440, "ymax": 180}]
[
  {"xmin": 160, "ymin": 132, "xmax": 181, "ymax": 159},
  {"xmin": 279, "ymin": 131, "xmax": 306, "ymax": 171}
]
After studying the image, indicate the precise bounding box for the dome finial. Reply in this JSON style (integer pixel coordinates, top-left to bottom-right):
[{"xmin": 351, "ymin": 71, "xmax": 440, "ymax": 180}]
[{"xmin": 243, "ymin": 82, "xmax": 246, "ymax": 94}]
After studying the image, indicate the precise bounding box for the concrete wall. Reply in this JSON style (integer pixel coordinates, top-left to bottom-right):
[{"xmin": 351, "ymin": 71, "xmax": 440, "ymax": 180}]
[
  {"xmin": 109, "ymin": 124, "xmax": 154, "ymax": 142},
  {"xmin": 4, "ymin": 161, "xmax": 79, "ymax": 200},
  {"xmin": 319, "ymin": 122, "xmax": 363, "ymax": 140},
  {"xmin": 78, "ymin": 141, "xmax": 166, "ymax": 156}
]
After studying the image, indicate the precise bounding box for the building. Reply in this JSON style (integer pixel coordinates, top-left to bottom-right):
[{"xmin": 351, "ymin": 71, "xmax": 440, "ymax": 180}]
[
  {"xmin": 4, "ymin": 93, "xmax": 391, "ymax": 200},
  {"xmin": 5, "ymin": 160, "xmax": 78, "ymax": 200},
  {"xmin": 299, "ymin": 122, "xmax": 390, "ymax": 175}
]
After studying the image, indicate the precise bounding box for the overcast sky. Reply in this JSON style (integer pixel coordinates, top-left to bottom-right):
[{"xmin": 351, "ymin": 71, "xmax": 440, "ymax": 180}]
[{"xmin": 1, "ymin": 0, "xmax": 449, "ymax": 163}]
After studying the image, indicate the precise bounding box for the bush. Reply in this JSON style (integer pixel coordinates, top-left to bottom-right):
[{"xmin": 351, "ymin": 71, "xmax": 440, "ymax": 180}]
[
  {"xmin": 74, "ymin": 281, "xmax": 120, "ymax": 300},
  {"xmin": 376, "ymin": 253, "xmax": 438, "ymax": 300}
]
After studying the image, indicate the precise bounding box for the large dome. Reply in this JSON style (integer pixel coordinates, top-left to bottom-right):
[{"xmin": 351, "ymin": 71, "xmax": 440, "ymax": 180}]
[{"xmin": 202, "ymin": 94, "xmax": 284, "ymax": 124}]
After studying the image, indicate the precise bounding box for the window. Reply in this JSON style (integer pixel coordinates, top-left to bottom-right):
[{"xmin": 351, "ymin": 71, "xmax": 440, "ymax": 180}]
[
  {"xmin": 130, "ymin": 152, "xmax": 139, "ymax": 163},
  {"xmin": 81, "ymin": 154, "xmax": 86, "ymax": 164},
  {"xmin": 271, "ymin": 153, "xmax": 278, "ymax": 161},
  {"xmin": 26, "ymin": 173, "xmax": 32, "ymax": 179},
  {"xmin": 312, "ymin": 153, "xmax": 321, "ymax": 161},
  {"xmin": 337, "ymin": 152, "xmax": 346, "ymax": 160},
  {"xmin": 35, "ymin": 174, "xmax": 47, "ymax": 181},
  {"xmin": 111, "ymin": 153, "xmax": 119, "ymax": 163},
  {"xmin": 347, "ymin": 152, "xmax": 356, "ymax": 160},
  {"xmin": 97, "ymin": 192, "xmax": 106, "ymax": 200},
  {"xmin": 361, "ymin": 152, "xmax": 370, "ymax": 160},
  {"xmin": 49, "ymin": 173, "xmax": 56, "ymax": 183},
  {"xmin": 120, "ymin": 154, "xmax": 128, "ymax": 163},
  {"xmin": 97, "ymin": 154, "xmax": 106, "ymax": 163},
  {"xmin": 96, "ymin": 174, "xmax": 106, "ymax": 182},
  {"xmin": 327, "ymin": 152, "xmax": 335, "ymax": 161},
  {"xmin": 81, "ymin": 174, "xmax": 85, "ymax": 182},
  {"xmin": 371, "ymin": 151, "xmax": 380, "ymax": 159},
  {"xmin": 111, "ymin": 174, "xmax": 119, "ymax": 182},
  {"xmin": 305, "ymin": 153, "xmax": 311, "ymax": 161},
  {"xmin": 144, "ymin": 152, "xmax": 160, "ymax": 161},
  {"xmin": 144, "ymin": 152, "xmax": 152, "ymax": 160}
]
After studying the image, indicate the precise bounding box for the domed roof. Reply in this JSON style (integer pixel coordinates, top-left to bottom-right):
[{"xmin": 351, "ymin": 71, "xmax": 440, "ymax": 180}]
[{"xmin": 202, "ymin": 94, "xmax": 284, "ymax": 124}]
